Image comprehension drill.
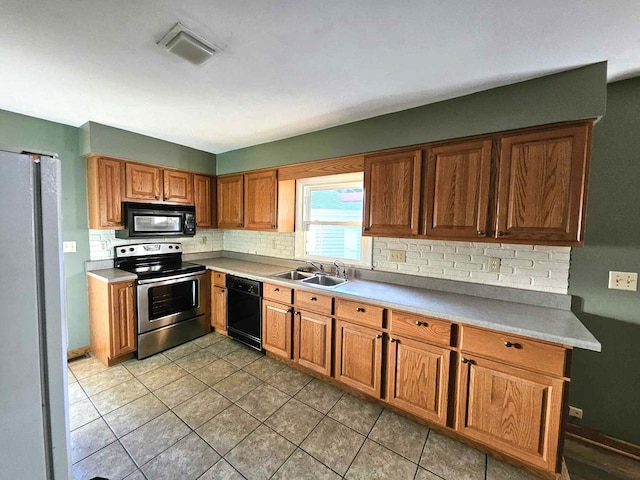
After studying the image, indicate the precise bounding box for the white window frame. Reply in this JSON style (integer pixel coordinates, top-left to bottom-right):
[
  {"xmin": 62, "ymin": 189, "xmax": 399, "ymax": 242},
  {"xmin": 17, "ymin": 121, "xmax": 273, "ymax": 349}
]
[{"xmin": 294, "ymin": 172, "xmax": 372, "ymax": 267}]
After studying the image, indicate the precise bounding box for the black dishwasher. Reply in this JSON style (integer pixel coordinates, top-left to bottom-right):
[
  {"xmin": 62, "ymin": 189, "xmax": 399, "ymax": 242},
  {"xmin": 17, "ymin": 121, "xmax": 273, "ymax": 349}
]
[{"xmin": 226, "ymin": 275, "xmax": 263, "ymax": 351}]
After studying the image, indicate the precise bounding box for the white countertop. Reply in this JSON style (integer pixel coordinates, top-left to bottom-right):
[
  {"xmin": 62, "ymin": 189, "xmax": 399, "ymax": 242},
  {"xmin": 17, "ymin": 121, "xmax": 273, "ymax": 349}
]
[
  {"xmin": 87, "ymin": 257, "xmax": 601, "ymax": 351},
  {"xmin": 198, "ymin": 258, "xmax": 601, "ymax": 352}
]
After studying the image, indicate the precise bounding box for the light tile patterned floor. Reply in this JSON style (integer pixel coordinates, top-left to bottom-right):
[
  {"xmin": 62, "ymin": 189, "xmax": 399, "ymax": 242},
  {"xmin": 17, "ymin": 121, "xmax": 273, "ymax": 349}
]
[{"xmin": 68, "ymin": 332, "xmax": 539, "ymax": 480}]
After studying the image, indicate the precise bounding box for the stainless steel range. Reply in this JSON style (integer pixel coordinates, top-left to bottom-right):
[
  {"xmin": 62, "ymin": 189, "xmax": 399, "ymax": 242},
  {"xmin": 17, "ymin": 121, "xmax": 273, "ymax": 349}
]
[{"xmin": 114, "ymin": 243, "xmax": 208, "ymax": 359}]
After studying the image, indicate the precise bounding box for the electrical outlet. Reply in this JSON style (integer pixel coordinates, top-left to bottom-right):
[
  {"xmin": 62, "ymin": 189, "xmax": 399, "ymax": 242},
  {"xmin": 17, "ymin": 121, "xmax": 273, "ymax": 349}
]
[
  {"xmin": 488, "ymin": 257, "xmax": 501, "ymax": 273},
  {"xmin": 608, "ymin": 271, "xmax": 638, "ymax": 291},
  {"xmin": 568, "ymin": 406, "xmax": 583, "ymax": 419},
  {"xmin": 389, "ymin": 250, "xmax": 406, "ymax": 263},
  {"xmin": 100, "ymin": 241, "xmax": 108, "ymax": 251},
  {"xmin": 201, "ymin": 236, "xmax": 207, "ymax": 245},
  {"xmin": 63, "ymin": 241, "xmax": 76, "ymax": 253},
  {"xmin": 272, "ymin": 240, "xmax": 277, "ymax": 249}
]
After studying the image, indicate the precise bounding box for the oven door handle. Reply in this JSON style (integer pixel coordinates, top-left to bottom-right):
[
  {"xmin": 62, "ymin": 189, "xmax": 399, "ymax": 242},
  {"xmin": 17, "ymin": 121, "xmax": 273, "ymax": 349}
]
[{"xmin": 137, "ymin": 270, "xmax": 206, "ymax": 285}]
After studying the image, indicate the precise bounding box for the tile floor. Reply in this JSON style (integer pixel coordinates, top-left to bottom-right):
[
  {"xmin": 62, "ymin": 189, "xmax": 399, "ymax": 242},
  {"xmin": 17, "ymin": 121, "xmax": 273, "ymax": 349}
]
[{"xmin": 68, "ymin": 332, "xmax": 540, "ymax": 480}]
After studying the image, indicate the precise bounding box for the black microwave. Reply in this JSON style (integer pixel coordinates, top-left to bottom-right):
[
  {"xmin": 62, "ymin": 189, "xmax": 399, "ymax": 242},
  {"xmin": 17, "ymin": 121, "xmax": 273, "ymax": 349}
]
[{"xmin": 116, "ymin": 202, "xmax": 196, "ymax": 238}]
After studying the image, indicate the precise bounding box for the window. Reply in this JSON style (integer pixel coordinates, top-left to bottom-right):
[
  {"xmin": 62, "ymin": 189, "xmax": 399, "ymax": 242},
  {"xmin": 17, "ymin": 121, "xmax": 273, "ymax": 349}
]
[{"xmin": 295, "ymin": 172, "xmax": 372, "ymax": 266}]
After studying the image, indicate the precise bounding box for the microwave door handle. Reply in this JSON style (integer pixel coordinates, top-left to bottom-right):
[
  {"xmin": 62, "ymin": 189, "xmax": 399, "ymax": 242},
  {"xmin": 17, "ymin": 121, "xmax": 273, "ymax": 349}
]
[{"xmin": 137, "ymin": 271, "xmax": 206, "ymax": 285}]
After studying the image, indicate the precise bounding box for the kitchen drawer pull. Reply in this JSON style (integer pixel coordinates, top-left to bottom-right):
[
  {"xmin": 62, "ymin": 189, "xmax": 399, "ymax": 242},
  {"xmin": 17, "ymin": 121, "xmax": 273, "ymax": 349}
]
[
  {"xmin": 296, "ymin": 311, "xmax": 301, "ymax": 317},
  {"xmin": 287, "ymin": 308, "xmax": 293, "ymax": 314},
  {"xmin": 356, "ymin": 307, "xmax": 365, "ymax": 312},
  {"xmin": 274, "ymin": 288, "xmax": 280, "ymax": 292},
  {"xmin": 504, "ymin": 341, "xmax": 521, "ymax": 349},
  {"xmin": 497, "ymin": 231, "xmax": 506, "ymax": 237},
  {"xmin": 461, "ymin": 358, "xmax": 471, "ymax": 364},
  {"xmin": 389, "ymin": 338, "xmax": 396, "ymax": 343},
  {"xmin": 310, "ymin": 296, "xmax": 317, "ymax": 301},
  {"xmin": 477, "ymin": 230, "xmax": 485, "ymax": 236},
  {"xmin": 415, "ymin": 321, "xmax": 428, "ymax": 327},
  {"xmin": 375, "ymin": 334, "xmax": 382, "ymax": 339}
]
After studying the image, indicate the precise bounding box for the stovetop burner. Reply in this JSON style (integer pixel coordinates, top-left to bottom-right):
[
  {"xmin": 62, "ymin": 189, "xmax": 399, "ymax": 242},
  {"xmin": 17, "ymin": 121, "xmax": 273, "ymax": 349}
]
[{"xmin": 114, "ymin": 243, "xmax": 206, "ymax": 280}]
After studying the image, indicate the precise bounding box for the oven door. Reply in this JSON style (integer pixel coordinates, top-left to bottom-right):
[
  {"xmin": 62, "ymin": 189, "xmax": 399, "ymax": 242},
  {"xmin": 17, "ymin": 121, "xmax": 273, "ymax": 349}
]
[{"xmin": 137, "ymin": 271, "xmax": 206, "ymax": 334}]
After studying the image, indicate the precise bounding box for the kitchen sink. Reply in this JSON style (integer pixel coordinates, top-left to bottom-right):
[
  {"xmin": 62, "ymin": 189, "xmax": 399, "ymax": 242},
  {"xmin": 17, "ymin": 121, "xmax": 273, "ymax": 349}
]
[
  {"xmin": 272, "ymin": 270, "xmax": 314, "ymax": 280},
  {"xmin": 301, "ymin": 275, "xmax": 348, "ymax": 287}
]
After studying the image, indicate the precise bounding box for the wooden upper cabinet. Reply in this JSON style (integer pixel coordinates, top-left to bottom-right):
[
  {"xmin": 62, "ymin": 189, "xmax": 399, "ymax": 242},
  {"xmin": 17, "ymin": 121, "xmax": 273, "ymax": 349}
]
[
  {"xmin": 87, "ymin": 156, "xmax": 124, "ymax": 229},
  {"xmin": 124, "ymin": 162, "xmax": 163, "ymax": 201},
  {"xmin": 386, "ymin": 336, "xmax": 450, "ymax": 426},
  {"xmin": 217, "ymin": 175, "xmax": 244, "ymax": 229},
  {"xmin": 496, "ymin": 123, "xmax": 591, "ymax": 244},
  {"xmin": 424, "ymin": 140, "xmax": 492, "ymax": 239},
  {"xmin": 163, "ymin": 169, "xmax": 194, "ymax": 204},
  {"xmin": 363, "ymin": 149, "xmax": 422, "ymax": 236},
  {"xmin": 194, "ymin": 174, "xmax": 216, "ymax": 227},
  {"xmin": 245, "ymin": 170, "xmax": 278, "ymax": 230},
  {"xmin": 456, "ymin": 354, "xmax": 564, "ymax": 472}
]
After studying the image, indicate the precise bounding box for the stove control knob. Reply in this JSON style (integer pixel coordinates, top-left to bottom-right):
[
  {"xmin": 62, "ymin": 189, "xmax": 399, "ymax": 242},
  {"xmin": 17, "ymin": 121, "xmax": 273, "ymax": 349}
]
[
  {"xmin": 175, "ymin": 246, "xmax": 180, "ymax": 250},
  {"xmin": 120, "ymin": 248, "xmax": 126, "ymax": 253},
  {"xmin": 129, "ymin": 247, "xmax": 134, "ymax": 252},
  {"xmin": 168, "ymin": 245, "xmax": 173, "ymax": 249}
]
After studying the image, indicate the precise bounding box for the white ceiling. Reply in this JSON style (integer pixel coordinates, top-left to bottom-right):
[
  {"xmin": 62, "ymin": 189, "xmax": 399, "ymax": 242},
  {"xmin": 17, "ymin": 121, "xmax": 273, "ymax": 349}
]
[{"xmin": 1, "ymin": 1, "xmax": 639, "ymax": 153}]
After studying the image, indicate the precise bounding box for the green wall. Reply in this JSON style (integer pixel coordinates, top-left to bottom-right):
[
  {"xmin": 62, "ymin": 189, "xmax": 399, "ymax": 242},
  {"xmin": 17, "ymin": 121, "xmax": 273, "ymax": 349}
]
[
  {"xmin": 568, "ymin": 78, "xmax": 640, "ymax": 444},
  {"xmin": 81, "ymin": 122, "xmax": 216, "ymax": 175},
  {"xmin": 0, "ymin": 111, "xmax": 216, "ymax": 350},
  {"xmin": 217, "ymin": 62, "xmax": 607, "ymax": 173},
  {"xmin": 0, "ymin": 110, "xmax": 89, "ymax": 349}
]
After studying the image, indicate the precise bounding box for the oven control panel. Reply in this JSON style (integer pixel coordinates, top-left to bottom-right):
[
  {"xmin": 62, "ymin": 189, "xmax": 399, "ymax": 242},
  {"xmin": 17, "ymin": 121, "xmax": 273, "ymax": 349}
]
[{"xmin": 115, "ymin": 243, "xmax": 181, "ymax": 258}]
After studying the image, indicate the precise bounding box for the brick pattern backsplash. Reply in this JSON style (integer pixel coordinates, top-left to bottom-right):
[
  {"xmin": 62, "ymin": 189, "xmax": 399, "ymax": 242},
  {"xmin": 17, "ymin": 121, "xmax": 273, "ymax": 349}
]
[
  {"xmin": 223, "ymin": 230, "xmax": 295, "ymax": 259},
  {"xmin": 373, "ymin": 237, "xmax": 570, "ymax": 294},
  {"xmin": 89, "ymin": 229, "xmax": 224, "ymax": 260},
  {"xmin": 89, "ymin": 227, "xmax": 570, "ymax": 294}
]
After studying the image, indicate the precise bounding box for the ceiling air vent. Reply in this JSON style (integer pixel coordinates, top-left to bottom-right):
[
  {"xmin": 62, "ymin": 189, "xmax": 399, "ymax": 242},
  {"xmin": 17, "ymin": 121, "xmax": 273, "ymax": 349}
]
[{"xmin": 157, "ymin": 23, "xmax": 218, "ymax": 66}]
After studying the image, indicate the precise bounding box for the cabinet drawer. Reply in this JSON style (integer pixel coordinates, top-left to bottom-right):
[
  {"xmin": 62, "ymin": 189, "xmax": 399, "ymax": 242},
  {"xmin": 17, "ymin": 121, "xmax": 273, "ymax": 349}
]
[
  {"xmin": 212, "ymin": 271, "xmax": 226, "ymax": 287},
  {"xmin": 335, "ymin": 298, "xmax": 383, "ymax": 329},
  {"xmin": 390, "ymin": 311, "xmax": 452, "ymax": 346},
  {"xmin": 263, "ymin": 283, "xmax": 293, "ymax": 304},
  {"xmin": 294, "ymin": 290, "xmax": 333, "ymax": 315},
  {"xmin": 461, "ymin": 326, "xmax": 567, "ymax": 377}
]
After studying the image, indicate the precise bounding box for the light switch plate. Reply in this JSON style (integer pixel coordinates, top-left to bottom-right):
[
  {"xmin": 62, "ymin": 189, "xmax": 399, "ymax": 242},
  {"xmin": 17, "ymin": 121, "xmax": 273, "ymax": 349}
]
[
  {"xmin": 63, "ymin": 241, "xmax": 76, "ymax": 253},
  {"xmin": 608, "ymin": 271, "xmax": 638, "ymax": 291}
]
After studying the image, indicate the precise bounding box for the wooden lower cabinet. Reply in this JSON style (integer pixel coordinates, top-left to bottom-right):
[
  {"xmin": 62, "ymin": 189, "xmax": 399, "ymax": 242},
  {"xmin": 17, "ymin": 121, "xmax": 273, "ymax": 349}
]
[
  {"xmin": 294, "ymin": 310, "xmax": 332, "ymax": 376},
  {"xmin": 88, "ymin": 276, "xmax": 136, "ymax": 366},
  {"xmin": 211, "ymin": 284, "xmax": 227, "ymax": 334},
  {"xmin": 334, "ymin": 320, "xmax": 383, "ymax": 397},
  {"xmin": 386, "ymin": 335, "xmax": 450, "ymax": 426},
  {"xmin": 456, "ymin": 354, "xmax": 565, "ymax": 472},
  {"xmin": 262, "ymin": 300, "xmax": 293, "ymax": 358}
]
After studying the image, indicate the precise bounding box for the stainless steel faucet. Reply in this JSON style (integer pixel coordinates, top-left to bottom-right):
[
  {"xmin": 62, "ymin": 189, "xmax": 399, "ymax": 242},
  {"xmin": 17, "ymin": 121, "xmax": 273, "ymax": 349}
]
[
  {"xmin": 305, "ymin": 260, "xmax": 324, "ymax": 274},
  {"xmin": 334, "ymin": 259, "xmax": 348, "ymax": 279}
]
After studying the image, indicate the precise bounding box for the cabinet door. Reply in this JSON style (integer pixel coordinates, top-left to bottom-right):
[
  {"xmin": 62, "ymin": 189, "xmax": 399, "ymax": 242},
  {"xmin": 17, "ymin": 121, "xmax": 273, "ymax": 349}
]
[
  {"xmin": 217, "ymin": 175, "xmax": 244, "ymax": 228},
  {"xmin": 496, "ymin": 124, "xmax": 591, "ymax": 244},
  {"xmin": 194, "ymin": 174, "xmax": 215, "ymax": 228},
  {"xmin": 424, "ymin": 140, "xmax": 492, "ymax": 239},
  {"xmin": 211, "ymin": 285, "xmax": 227, "ymax": 333},
  {"xmin": 386, "ymin": 336, "xmax": 450, "ymax": 425},
  {"xmin": 87, "ymin": 156, "xmax": 124, "ymax": 228},
  {"xmin": 457, "ymin": 354, "xmax": 564, "ymax": 472},
  {"xmin": 109, "ymin": 281, "xmax": 136, "ymax": 358},
  {"xmin": 363, "ymin": 150, "xmax": 422, "ymax": 235},
  {"xmin": 294, "ymin": 310, "xmax": 332, "ymax": 376},
  {"xmin": 262, "ymin": 300, "xmax": 293, "ymax": 358},
  {"xmin": 334, "ymin": 320, "xmax": 383, "ymax": 397},
  {"xmin": 245, "ymin": 170, "xmax": 277, "ymax": 230},
  {"xmin": 163, "ymin": 170, "xmax": 194, "ymax": 204},
  {"xmin": 125, "ymin": 162, "xmax": 162, "ymax": 201}
]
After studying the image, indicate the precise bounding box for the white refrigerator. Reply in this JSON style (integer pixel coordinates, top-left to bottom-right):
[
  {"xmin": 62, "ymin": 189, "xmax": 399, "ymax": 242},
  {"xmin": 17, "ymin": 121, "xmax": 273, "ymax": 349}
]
[{"xmin": 0, "ymin": 150, "xmax": 71, "ymax": 479}]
